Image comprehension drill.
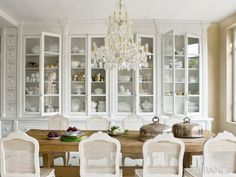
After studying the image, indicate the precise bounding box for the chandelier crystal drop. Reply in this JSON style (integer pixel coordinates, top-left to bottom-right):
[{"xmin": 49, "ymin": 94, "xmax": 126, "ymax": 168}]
[{"xmin": 92, "ymin": 0, "xmax": 150, "ymax": 70}]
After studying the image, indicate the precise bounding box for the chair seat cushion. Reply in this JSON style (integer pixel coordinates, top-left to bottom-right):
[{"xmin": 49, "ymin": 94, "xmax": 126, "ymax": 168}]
[{"xmin": 40, "ymin": 168, "xmax": 55, "ymax": 177}]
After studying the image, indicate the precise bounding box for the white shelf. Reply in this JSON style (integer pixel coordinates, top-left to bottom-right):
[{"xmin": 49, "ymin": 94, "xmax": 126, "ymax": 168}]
[
  {"xmin": 188, "ymin": 68, "xmax": 199, "ymax": 70},
  {"xmin": 44, "ymin": 67, "xmax": 58, "ymax": 70},
  {"xmin": 44, "ymin": 81, "xmax": 58, "ymax": 83},
  {"xmin": 26, "ymin": 81, "xmax": 39, "ymax": 83},
  {"xmin": 175, "ymin": 55, "xmax": 185, "ymax": 57},
  {"xmin": 118, "ymin": 94, "xmax": 133, "ymax": 96},
  {"xmin": 44, "ymin": 52, "xmax": 59, "ymax": 57},
  {"xmin": 44, "ymin": 94, "xmax": 59, "ymax": 96},
  {"xmin": 71, "ymin": 53, "xmax": 86, "ymax": 56},
  {"xmin": 25, "ymin": 94, "xmax": 39, "ymax": 96},
  {"xmin": 71, "ymin": 81, "xmax": 85, "ymax": 83},
  {"xmin": 92, "ymin": 81, "xmax": 106, "ymax": 83},
  {"xmin": 71, "ymin": 94, "xmax": 86, "ymax": 96},
  {"xmin": 71, "ymin": 67, "xmax": 85, "ymax": 70},
  {"xmin": 188, "ymin": 82, "xmax": 199, "ymax": 84},
  {"xmin": 139, "ymin": 94, "xmax": 153, "ymax": 97},
  {"xmin": 26, "ymin": 54, "xmax": 40, "ymax": 56},
  {"xmin": 91, "ymin": 68, "xmax": 105, "ymax": 70},
  {"xmin": 118, "ymin": 81, "xmax": 134, "ymax": 84},
  {"xmin": 139, "ymin": 81, "xmax": 153, "ymax": 83},
  {"xmin": 140, "ymin": 67, "xmax": 153, "ymax": 70},
  {"xmin": 25, "ymin": 68, "xmax": 39, "ymax": 70},
  {"xmin": 91, "ymin": 94, "xmax": 106, "ymax": 96}
]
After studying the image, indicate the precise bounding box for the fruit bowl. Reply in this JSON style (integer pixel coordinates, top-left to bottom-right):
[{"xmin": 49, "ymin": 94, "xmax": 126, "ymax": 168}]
[
  {"xmin": 63, "ymin": 127, "xmax": 81, "ymax": 137},
  {"xmin": 47, "ymin": 131, "xmax": 61, "ymax": 140}
]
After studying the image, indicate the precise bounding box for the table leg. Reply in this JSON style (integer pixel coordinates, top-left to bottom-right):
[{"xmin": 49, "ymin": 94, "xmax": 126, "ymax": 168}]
[
  {"xmin": 43, "ymin": 153, "xmax": 54, "ymax": 168},
  {"xmin": 183, "ymin": 152, "xmax": 192, "ymax": 168}
]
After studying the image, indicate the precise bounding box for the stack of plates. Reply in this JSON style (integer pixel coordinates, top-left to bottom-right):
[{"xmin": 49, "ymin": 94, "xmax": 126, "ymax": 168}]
[{"xmin": 97, "ymin": 101, "xmax": 106, "ymax": 112}]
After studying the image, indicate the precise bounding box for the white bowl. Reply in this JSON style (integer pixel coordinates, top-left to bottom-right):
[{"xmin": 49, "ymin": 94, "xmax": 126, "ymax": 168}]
[
  {"xmin": 91, "ymin": 101, "xmax": 97, "ymax": 108},
  {"xmin": 94, "ymin": 88, "xmax": 103, "ymax": 94},
  {"xmin": 71, "ymin": 46, "xmax": 79, "ymax": 53},
  {"xmin": 31, "ymin": 45, "xmax": 40, "ymax": 54},
  {"xmin": 118, "ymin": 76, "xmax": 131, "ymax": 82},
  {"xmin": 71, "ymin": 61, "xmax": 80, "ymax": 68}
]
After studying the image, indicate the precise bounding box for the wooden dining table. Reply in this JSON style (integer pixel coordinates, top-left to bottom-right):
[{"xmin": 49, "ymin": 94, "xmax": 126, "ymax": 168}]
[{"xmin": 27, "ymin": 129, "xmax": 214, "ymax": 169}]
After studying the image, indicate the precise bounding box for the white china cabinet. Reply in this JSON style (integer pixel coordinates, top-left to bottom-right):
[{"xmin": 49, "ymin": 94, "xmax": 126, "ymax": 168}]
[
  {"xmin": 162, "ymin": 30, "xmax": 201, "ymax": 116},
  {"xmin": 23, "ymin": 32, "xmax": 61, "ymax": 115},
  {"xmin": 136, "ymin": 34, "xmax": 155, "ymax": 115},
  {"xmin": 89, "ymin": 36, "xmax": 108, "ymax": 115},
  {"xmin": 69, "ymin": 36, "xmax": 87, "ymax": 114},
  {"xmin": 115, "ymin": 69, "xmax": 135, "ymax": 115},
  {"xmin": 114, "ymin": 34, "xmax": 155, "ymax": 115}
]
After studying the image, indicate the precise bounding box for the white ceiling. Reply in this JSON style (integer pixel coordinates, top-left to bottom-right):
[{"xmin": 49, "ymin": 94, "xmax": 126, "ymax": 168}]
[{"xmin": 0, "ymin": 0, "xmax": 236, "ymax": 23}]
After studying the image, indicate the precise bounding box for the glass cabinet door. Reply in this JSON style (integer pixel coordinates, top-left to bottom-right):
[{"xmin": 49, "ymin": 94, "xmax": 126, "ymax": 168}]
[
  {"xmin": 90, "ymin": 36, "xmax": 108, "ymax": 114},
  {"xmin": 24, "ymin": 37, "xmax": 40, "ymax": 113},
  {"xmin": 162, "ymin": 30, "xmax": 174, "ymax": 114},
  {"xmin": 69, "ymin": 36, "xmax": 87, "ymax": 114},
  {"xmin": 41, "ymin": 32, "xmax": 61, "ymax": 115},
  {"xmin": 116, "ymin": 69, "xmax": 135, "ymax": 114},
  {"xmin": 174, "ymin": 35, "xmax": 185, "ymax": 115},
  {"xmin": 187, "ymin": 36, "xmax": 200, "ymax": 114},
  {"xmin": 137, "ymin": 35, "xmax": 155, "ymax": 114}
]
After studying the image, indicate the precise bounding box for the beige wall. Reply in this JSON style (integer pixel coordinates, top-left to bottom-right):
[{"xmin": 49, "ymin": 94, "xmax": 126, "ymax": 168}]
[
  {"xmin": 215, "ymin": 13, "xmax": 236, "ymax": 135},
  {"xmin": 208, "ymin": 24, "xmax": 219, "ymax": 133}
]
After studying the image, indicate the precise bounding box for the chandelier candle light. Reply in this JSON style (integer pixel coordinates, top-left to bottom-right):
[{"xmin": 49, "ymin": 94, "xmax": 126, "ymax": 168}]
[{"xmin": 92, "ymin": 0, "xmax": 150, "ymax": 70}]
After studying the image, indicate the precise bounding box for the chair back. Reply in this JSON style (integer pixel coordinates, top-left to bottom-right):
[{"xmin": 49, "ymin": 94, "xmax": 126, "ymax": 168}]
[
  {"xmin": 0, "ymin": 131, "xmax": 40, "ymax": 177},
  {"xmin": 143, "ymin": 133, "xmax": 185, "ymax": 177},
  {"xmin": 79, "ymin": 131, "xmax": 121, "ymax": 177},
  {"xmin": 202, "ymin": 131, "xmax": 236, "ymax": 177},
  {"xmin": 86, "ymin": 116, "xmax": 109, "ymax": 130},
  {"xmin": 122, "ymin": 116, "xmax": 143, "ymax": 131},
  {"xmin": 48, "ymin": 114, "xmax": 69, "ymax": 130}
]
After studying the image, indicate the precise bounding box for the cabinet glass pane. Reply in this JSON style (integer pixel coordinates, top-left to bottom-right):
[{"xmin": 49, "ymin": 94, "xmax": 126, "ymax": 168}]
[
  {"xmin": 174, "ymin": 36, "xmax": 185, "ymax": 114},
  {"xmin": 188, "ymin": 37, "xmax": 200, "ymax": 113},
  {"xmin": 163, "ymin": 31, "xmax": 174, "ymax": 114},
  {"xmin": 91, "ymin": 37, "xmax": 107, "ymax": 113},
  {"xmin": 24, "ymin": 38, "xmax": 40, "ymax": 113},
  {"xmin": 138, "ymin": 36, "xmax": 154, "ymax": 113},
  {"xmin": 43, "ymin": 35, "xmax": 60, "ymax": 113},
  {"xmin": 70, "ymin": 37, "xmax": 86, "ymax": 113},
  {"xmin": 118, "ymin": 70, "xmax": 134, "ymax": 113}
]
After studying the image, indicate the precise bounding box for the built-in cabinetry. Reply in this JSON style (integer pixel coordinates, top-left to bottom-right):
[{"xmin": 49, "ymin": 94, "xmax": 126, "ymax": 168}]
[
  {"xmin": 115, "ymin": 35, "xmax": 155, "ymax": 115},
  {"xmin": 162, "ymin": 30, "xmax": 201, "ymax": 116},
  {"xmin": 23, "ymin": 32, "xmax": 61, "ymax": 115},
  {"xmin": 68, "ymin": 35, "xmax": 109, "ymax": 115},
  {"xmin": 0, "ymin": 22, "xmax": 212, "ymax": 138},
  {"xmin": 89, "ymin": 36, "xmax": 108, "ymax": 114}
]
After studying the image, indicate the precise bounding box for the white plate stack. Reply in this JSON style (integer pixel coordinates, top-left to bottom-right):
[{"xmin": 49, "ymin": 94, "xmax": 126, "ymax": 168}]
[{"xmin": 97, "ymin": 101, "xmax": 106, "ymax": 112}]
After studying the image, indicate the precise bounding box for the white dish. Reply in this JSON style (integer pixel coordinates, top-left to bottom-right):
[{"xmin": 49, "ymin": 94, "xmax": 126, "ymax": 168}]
[
  {"xmin": 118, "ymin": 76, "xmax": 130, "ymax": 82},
  {"xmin": 71, "ymin": 46, "xmax": 79, "ymax": 53}
]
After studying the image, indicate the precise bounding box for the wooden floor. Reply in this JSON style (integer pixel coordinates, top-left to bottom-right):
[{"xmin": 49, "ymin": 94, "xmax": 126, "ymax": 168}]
[{"xmin": 54, "ymin": 166, "xmax": 137, "ymax": 177}]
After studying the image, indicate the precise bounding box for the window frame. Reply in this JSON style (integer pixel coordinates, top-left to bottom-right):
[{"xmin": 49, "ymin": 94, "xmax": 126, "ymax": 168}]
[{"xmin": 233, "ymin": 27, "xmax": 236, "ymax": 122}]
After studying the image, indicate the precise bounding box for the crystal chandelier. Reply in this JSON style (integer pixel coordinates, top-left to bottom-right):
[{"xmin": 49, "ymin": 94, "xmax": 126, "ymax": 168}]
[{"xmin": 92, "ymin": 0, "xmax": 149, "ymax": 70}]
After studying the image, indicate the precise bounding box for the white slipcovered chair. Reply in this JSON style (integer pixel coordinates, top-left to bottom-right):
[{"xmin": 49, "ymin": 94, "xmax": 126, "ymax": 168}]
[
  {"xmin": 0, "ymin": 131, "xmax": 55, "ymax": 177},
  {"xmin": 184, "ymin": 131, "xmax": 236, "ymax": 177},
  {"xmin": 48, "ymin": 114, "xmax": 70, "ymax": 166},
  {"xmin": 79, "ymin": 131, "xmax": 122, "ymax": 177},
  {"xmin": 135, "ymin": 133, "xmax": 185, "ymax": 177},
  {"xmin": 48, "ymin": 114, "xmax": 69, "ymax": 130},
  {"xmin": 122, "ymin": 116, "xmax": 144, "ymax": 166},
  {"xmin": 86, "ymin": 116, "xmax": 109, "ymax": 130}
]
